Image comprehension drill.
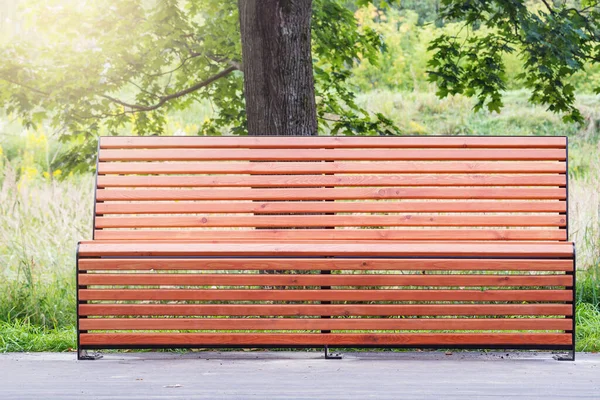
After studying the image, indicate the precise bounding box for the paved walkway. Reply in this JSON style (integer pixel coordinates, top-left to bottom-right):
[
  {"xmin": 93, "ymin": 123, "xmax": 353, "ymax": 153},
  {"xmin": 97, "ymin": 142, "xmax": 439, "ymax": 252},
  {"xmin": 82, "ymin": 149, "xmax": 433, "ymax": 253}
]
[{"xmin": 0, "ymin": 351, "xmax": 598, "ymax": 399}]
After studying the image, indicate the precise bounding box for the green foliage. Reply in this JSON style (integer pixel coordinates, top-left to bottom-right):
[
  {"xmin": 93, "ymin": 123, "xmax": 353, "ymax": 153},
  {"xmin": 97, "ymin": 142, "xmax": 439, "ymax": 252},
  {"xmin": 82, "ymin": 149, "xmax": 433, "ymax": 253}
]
[
  {"xmin": 351, "ymin": 3, "xmax": 600, "ymax": 97},
  {"xmin": 2, "ymin": 0, "xmax": 599, "ymax": 169},
  {"xmin": 427, "ymin": 0, "xmax": 600, "ymax": 123},
  {"xmin": 351, "ymin": 8, "xmax": 433, "ymax": 92},
  {"xmin": 312, "ymin": 0, "xmax": 400, "ymax": 136},
  {"xmin": 0, "ymin": 0, "xmax": 401, "ymax": 171}
]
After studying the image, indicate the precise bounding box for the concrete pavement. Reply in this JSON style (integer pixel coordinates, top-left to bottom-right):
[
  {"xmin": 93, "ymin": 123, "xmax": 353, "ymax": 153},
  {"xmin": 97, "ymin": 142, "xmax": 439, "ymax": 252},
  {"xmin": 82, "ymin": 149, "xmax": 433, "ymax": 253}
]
[{"xmin": 0, "ymin": 351, "xmax": 598, "ymax": 399}]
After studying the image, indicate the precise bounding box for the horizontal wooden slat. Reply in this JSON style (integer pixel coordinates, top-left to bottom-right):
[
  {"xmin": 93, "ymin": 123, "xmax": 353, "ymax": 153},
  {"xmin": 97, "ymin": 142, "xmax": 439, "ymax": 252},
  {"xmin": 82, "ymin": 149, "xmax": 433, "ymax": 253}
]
[
  {"xmin": 95, "ymin": 215, "xmax": 566, "ymax": 228},
  {"xmin": 93, "ymin": 229, "xmax": 567, "ymax": 241},
  {"xmin": 98, "ymin": 161, "xmax": 567, "ymax": 175},
  {"xmin": 99, "ymin": 148, "xmax": 567, "ymax": 161},
  {"xmin": 77, "ymin": 242, "xmax": 574, "ymax": 257},
  {"xmin": 96, "ymin": 187, "xmax": 566, "ymax": 201},
  {"xmin": 79, "ymin": 304, "xmax": 572, "ymax": 317},
  {"xmin": 95, "ymin": 200, "xmax": 568, "ymax": 215},
  {"xmin": 78, "ymin": 273, "xmax": 572, "ymax": 287},
  {"xmin": 80, "ymin": 332, "xmax": 573, "ymax": 346},
  {"xmin": 77, "ymin": 258, "xmax": 574, "ymax": 272},
  {"xmin": 79, "ymin": 289, "xmax": 572, "ymax": 302},
  {"xmin": 79, "ymin": 317, "xmax": 573, "ymax": 331},
  {"xmin": 100, "ymin": 136, "xmax": 567, "ymax": 149},
  {"xmin": 97, "ymin": 174, "xmax": 566, "ymax": 188}
]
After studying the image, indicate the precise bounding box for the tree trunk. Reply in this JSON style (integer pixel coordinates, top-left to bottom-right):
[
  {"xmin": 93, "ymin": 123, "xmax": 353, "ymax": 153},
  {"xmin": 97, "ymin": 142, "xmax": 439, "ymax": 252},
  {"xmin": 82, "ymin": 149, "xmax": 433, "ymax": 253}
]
[{"xmin": 238, "ymin": 0, "xmax": 317, "ymax": 136}]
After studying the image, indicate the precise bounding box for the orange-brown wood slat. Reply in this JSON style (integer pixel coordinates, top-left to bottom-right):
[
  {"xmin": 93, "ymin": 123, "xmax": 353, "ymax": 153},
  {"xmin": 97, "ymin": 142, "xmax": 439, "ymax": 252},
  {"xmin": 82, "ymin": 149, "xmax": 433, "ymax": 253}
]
[
  {"xmin": 79, "ymin": 332, "xmax": 573, "ymax": 346},
  {"xmin": 99, "ymin": 148, "xmax": 567, "ymax": 161},
  {"xmin": 96, "ymin": 174, "xmax": 566, "ymax": 188},
  {"xmin": 95, "ymin": 200, "xmax": 568, "ymax": 215},
  {"xmin": 93, "ymin": 229, "xmax": 567, "ymax": 241},
  {"xmin": 78, "ymin": 289, "xmax": 573, "ymax": 302},
  {"xmin": 77, "ymin": 258, "xmax": 574, "ymax": 272},
  {"xmin": 94, "ymin": 215, "xmax": 567, "ymax": 228},
  {"xmin": 77, "ymin": 273, "xmax": 572, "ymax": 287},
  {"xmin": 98, "ymin": 161, "xmax": 567, "ymax": 175},
  {"xmin": 99, "ymin": 136, "xmax": 567, "ymax": 149},
  {"xmin": 77, "ymin": 242, "xmax": 575, "ymax": 258},
  {"xmin": 95, "ymin": 187, "xmax": 567, "ymax": 201},
  {"xmin": 78, "ymin": 303, "xmax": 573, "ymax": 317},
  {"xmin": 78, "ymin": 317, "xmax": 573, "ymax": 331}
]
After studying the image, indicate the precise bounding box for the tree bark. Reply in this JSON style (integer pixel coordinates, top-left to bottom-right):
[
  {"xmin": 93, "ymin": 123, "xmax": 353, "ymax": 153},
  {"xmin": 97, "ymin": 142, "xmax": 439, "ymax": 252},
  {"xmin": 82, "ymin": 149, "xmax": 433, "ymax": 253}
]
[{"xmin": 238, "ymin": 0, "xmax": 318, "ymax": 136}]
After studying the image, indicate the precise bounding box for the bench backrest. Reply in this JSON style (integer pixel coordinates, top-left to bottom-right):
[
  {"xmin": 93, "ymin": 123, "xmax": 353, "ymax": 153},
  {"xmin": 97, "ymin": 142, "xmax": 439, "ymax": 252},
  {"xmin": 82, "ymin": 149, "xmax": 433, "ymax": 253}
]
[{"xmin": 94, "ymin": 136, "xmax": 568, "ymax": 242}]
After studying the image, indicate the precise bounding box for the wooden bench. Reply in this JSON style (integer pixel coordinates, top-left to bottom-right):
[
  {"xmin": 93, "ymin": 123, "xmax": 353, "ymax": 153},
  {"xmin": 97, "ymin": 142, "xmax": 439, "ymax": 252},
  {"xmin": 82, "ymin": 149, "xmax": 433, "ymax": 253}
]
[{"xmin": 77, "ymin": 136, "xmax": 575, "ymax": 360}]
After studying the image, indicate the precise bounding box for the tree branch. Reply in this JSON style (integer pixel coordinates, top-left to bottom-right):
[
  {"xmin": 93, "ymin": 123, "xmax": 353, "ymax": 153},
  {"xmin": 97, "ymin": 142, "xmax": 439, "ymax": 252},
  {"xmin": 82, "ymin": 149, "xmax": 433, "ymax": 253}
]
[
  {"xmin": 0, "ymin": 74, "xmax": 50, "ymax": 96},
  {"xmin": 146, "ymin": 50, "xmax": 205, "ymax": 78},
  {"xmin": 100, "ymin": 66, "xmax": 237, "ymax": 112},
  {"xmin": 541, "ymin": 0, "xmax": 555, "ymax": 14}
]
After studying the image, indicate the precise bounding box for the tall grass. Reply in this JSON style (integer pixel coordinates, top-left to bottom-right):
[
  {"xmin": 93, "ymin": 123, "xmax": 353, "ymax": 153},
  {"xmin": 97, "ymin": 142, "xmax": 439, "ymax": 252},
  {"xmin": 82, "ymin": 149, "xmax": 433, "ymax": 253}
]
[
  {"xmin": 1, "ymin": 89, "xmax": 599, "ymax": 352},
  {"xmin": 0, "ymin": 160, "xmax": 92, "ymax": 329}
]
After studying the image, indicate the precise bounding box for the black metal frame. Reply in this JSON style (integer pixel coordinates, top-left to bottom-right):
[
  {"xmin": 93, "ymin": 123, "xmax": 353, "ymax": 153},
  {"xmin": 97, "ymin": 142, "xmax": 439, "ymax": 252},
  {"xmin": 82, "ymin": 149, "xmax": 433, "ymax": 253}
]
[
  {"xmin": 77, "ymin": 139, "xmax": 102, "ymax": 360},
  {"xmin": 78, "ymin": 135, "xmax": 575, "ymax": 360}
]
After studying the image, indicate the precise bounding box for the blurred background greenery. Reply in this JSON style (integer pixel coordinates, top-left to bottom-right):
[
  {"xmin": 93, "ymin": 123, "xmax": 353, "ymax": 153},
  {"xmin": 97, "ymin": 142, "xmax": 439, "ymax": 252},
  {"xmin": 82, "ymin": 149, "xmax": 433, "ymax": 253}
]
[{"xmin": 0, "ymin": 0, "xmax": 598, "ymax": 352}]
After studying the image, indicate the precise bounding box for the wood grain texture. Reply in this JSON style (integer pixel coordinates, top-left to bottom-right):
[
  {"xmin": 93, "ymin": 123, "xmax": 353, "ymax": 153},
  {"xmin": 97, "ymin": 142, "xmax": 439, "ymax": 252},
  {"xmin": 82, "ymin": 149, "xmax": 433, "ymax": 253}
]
[
  {"xmin": 77, "ymin": 258, "xmax": 573, "ymax": 271},
  {"xmin": 98, "ymin": 161, "xmax": 567, "ymax": 174},
  {"xmin": 77, "ymin": 273, "xmax": 572, "ymax": 287},
  {"xmin": 77, "ymin": 242, "xmax": 575, "ymax": 257},
  {"xmin": 99, "ymin": 148, "xmax": 567, "ymax": 161},
  {"xmin": 95, "ymin": 200, "xmax": 568, "ymax": 215},
  {"xmin": 95, "ymin": 187, "xmax": 567, "ymax": 201},
  {"xmin": 80, "ymin": 332, "xmax": 572, "ymax": 346},
  {"xmin": 78, "ymin": 289, "xmax": 572, "ymax": 302},
  {"xmin": 95, "ymin": 215, "xmax": 566, "ymax": 228},
  {"xmin": 97, "ymin": 174, "xmax": 566, "ymax": 188},
  {"xmin": 93, "ymin": 229, "xmax": 567, "ymax": 241},
  {"xmin": 78, "ymin": 303, "xmax": 572, "ymax": 317},
  {"xmin": 99, "ymin": 136, "xmax": 567, "ymax": 149},
  {"xmin": 79, "ymin": 317, "xmax": 573, "ymax": 331}
]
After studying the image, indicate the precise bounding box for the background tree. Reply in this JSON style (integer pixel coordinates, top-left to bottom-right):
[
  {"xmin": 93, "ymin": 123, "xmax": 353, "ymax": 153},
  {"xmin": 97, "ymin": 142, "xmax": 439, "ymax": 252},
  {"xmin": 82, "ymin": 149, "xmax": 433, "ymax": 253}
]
[
  {"xmin": 1, "ymin": 0, "xmax": 600, "ymax": 170},
  {"xmin": 0, "ymin": 0, "xmax": 395, "ymax": 169},
  {"xmin": 239, "ymin": 0, "xmax": 317, "ymax": 136}
]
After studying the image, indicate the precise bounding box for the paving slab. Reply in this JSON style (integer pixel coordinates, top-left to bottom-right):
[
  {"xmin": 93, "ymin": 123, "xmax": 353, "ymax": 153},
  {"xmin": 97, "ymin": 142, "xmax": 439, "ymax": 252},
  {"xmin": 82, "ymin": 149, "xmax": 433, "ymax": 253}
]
[{"xmin": 0, "ymin": 351, "xmax": 598, "ymax": 399}]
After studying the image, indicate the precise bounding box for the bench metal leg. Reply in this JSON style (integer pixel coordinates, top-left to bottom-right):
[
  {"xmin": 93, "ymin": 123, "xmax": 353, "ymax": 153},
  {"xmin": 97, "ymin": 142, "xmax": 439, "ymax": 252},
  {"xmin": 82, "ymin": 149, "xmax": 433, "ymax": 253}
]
[
  {"xmin": 324, "ymin": 346, "xmax": 342, "ymax": 359},
  {"xmin": 553, "ymin": 350, "xmax": 575, "ymax": 361},
  {"xmin": 78, "ymin": 350, "xmax": 103, "ymax": 361}
]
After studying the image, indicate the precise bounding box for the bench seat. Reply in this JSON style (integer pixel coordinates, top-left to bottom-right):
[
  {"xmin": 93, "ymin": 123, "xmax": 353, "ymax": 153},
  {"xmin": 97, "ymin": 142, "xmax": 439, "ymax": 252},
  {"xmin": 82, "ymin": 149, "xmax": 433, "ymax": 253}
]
[{"xmin": 77, "ymin": 135, "xmax": 575, "ymax": 359}]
